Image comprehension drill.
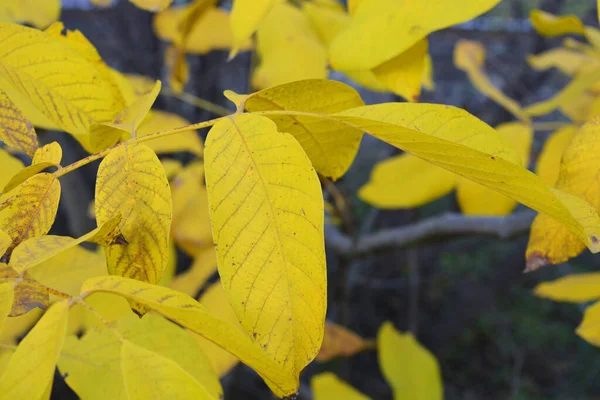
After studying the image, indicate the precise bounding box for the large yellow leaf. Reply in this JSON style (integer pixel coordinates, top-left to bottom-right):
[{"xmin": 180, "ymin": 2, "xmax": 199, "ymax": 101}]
[
  {"xmin": 3, "ymin": 141, "xmax": 62, "ymax": 192},
  {"xmin": 170, "ymin": 246, "xmax": 217, "ymax": 296},
  {"xmin": 0, "ymin": 0, "xmax": 60, "ymax": 28},
  {"xmin": 130, "ymin": 0, "xmax": 172, "ymax": 12},
  {"xmin": 317, "ymin": 321, "xmax": 372, "ymax": 362},
  {"xmin": 0, "ymin": 90, "xmax": 38, "ymax": 157},
  {"xmin": 0, "ymin": 282, "xmax": 13, "ymax": 333},
  {"xmin": 0, "ymin": 300, "xmax": 68, "ymax": 399},
  {"xmin": 576, "ymin": 301, "xmax": 600, "ymax": 346},
  {"xmin": 228, "ymin": 79, "xmax": 365, "ymax": 179},
  {"xmin": 359, "ymin": 154, "xmax": 458, "ymax": 209},
  {"xmin": 205, "ymin": 114, "xmax": 326, "ymax": 380},
  {"xmin": 0, "ymin": 173, "xmax": 60, "ymax": 253},
  {"xmin": 59, "ymin": 313, "xmax": 222, "ymax": 400},
  {"xmin": 312, "ymin": 373, "xmax": 370, "ymax": 400},
  {"xmin": 526, "ymin": 118, "xmax": 600, "ymax": 270},
  {"xmin": 0, "ymin": 24, "xmax": 123, "ymax": 141},
  {"xmin": 80, "ymin": 275, "xmax": 299, "ymax": 397},
  {"xmin": 95, "ymin": 143, "xmax": 172, "ymax": 284},
  {"xmin": 329, "ymin": 0, "xmax": 501, "ymax": 71},
  {"xmin": 534, "ymin": 273, "xmax": 600, "ymax": 302},
  {"xmin": 0, "ymin": 264, "xmax": 50, "ymax": 316},
  {"xmin": 535, "ymin": 125, "xmax": 577, "ymax": 187},
  {"xmin": 230, "ymin": 0, "xmax": 276, "ymax": 55},
  {"xmin": 138, "ymin": 110, "xmax": 204, "ymax": 156},
  {"xmin": 454, "ymin": 40, "xmax": 528, "ymax": 121},
  {"xmin": 378, "ymin": 322, "xmax": 442, "ymax": 400},
  {"xmin": 252, "ymin": 2, "xmax": 328, "ymax": 90}
]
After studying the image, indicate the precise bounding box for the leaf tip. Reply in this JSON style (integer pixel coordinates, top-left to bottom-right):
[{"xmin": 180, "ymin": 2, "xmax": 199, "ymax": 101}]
[{"xmin": 524, "ymin": 252, "xmax": 550, "ymax": 272}]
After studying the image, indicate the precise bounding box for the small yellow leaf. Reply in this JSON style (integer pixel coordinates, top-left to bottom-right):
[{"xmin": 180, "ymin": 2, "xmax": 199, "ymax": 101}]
[
  {"xmin": 535, "ymin": 125, "xmax": 577, "ymax": 187},
  {"xmin": 205, "ymin": 114, "xmax": 326, "ymax": 381},
  {"xmin": 0, "ymin": 282, "xmax": 14, "ymax": 333},
  {"xmin": 252, "ymin": 2, "xmax": 328, "ymax": 90},
  {"xmin": 0, "ymin": 300, "xmax": 68, "ymax": 399},
  {"xmin": 170, "ymin": 246, "xmax": 217, "ymax": 296},
  {"xmin": 534, "ymin": 273, "xmax": 600, "ymax": 302},
  {"xmin": 0, "ymin": 0, "xmax": 60, "ymax": 28},
  {"xmin": 312, "ymin": 373, "xmax": 370, "ymax": 400},
  {"xmin": 378, "ymin": 322, "xmax": 442, "ymax": 400},
  {"xmin": 527, "ymin": 48, "xmax": 595, "ymax": 75},
  {"xmin": 329, "ymin": 0, "xmax": 501, "ymax": 71},
  {"xmin": 95, "ymin": 143, "xmax": 172, "ymax": 285},
  {"xmin": 526, "ymin": 118, "xmax": 600, "ymax": 270},
  {"xmin": 455, "ymin": 40, "xmax": 528, "ymax": 121},
  {"xmin": 138, "ymin": 110, "xmax": 204, "ymax": 156},
  {"xmin": 576, "ymin": 301, "xmax": 600, "ymax": 346},
  {"xmin": 90, "ymin": 80, "xmax": 161, "ymax": 152},
  {"xmin": 230, "ymin": 0, "xmax": 276, "ymax": 55},
  {"xmin": 0, "ymin": 264, "xmax": 50, "ymax": 316},
  {"xmin": 529, "ymin": 9, "xmax": 600, "ymax": 48},
  {"xmin": 129, "ymin": 0, "xmax": 172, "ymax": 12},
  {"xmin": 0, "ymin": 90, "xmax": 38, "ymax": 157},
  {"xmin": 232, "ymin": 79, "xmax": 365, "ymax": 179},
  {"xmin": 0, "ymin": 173, "xmax": 61, "ymax": 253},
  {"xmin": 359, "ymin": 154, "xmax": 458, "ymax": 209},
  {"xmin": 3, "ymin": 141, "xmax": 62, "ymax": 193},
  {"xmin": 317, "ymin": 321, "xmax": 372, "ymax": 362},
  {"xmin": 81, "ymin": 275, "xmax": 299, "ymax": 397}
]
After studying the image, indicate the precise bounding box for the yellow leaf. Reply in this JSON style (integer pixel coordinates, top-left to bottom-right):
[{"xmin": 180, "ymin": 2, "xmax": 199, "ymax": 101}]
[
  {"xmin": 317, "ymin": 321, "xmax": 372, "ymax": 362},
  {"xmin": 359, "ymin": 154, "xmax": 458, "ymax": 209},
  {"xmin": 0, "ymin": 264, "xmax": 50, "ymax": 316},
  {"xmin": 130, "ymin": 0, "xmax": 172, "ymax": 12},
  {"xmin": 252, "ymin": 2, "xmax": 328, "ymax": 90},
  {"xmin": 527, "ymin": 48, "xmax": 595, "ymax": 75},
  {"xmin": 535, "ymin": 125, "xmax": 576, "ymax": 187},
  {"xmin": 0, "ymin": 148, "xmax": 23, "ymax": 190},
  {"xmin": 455, "ymin": 40, "xmax": 527, "ymax": 121},
  {"xmin": 526, "ymin": 118, "xmax": 600, "ymax": 270},
  {"xmin": 588, "ymin": 95, "xmax": 600, "ymax": 121},
  {"xmin": 529, "ymin": 10, "xmax": 600, "ymax": 48},
  {"xmin": 329, "ymin": 0, "xmax": 501, "ymax": 71},
  {"xmin": 95, "ymin": 143, "xmax": 172, "ymax": 285},
  {"xmin": 0, "ymin": 300, "xmax": 68, "ymax": 399},
  {"xmin": 0, "ymin": 0, "xmax": 60, "ymax": 28},
  {"xmin": 312, "ymin": 373, "xmax": 370, "ymax": 400},
  {"xmin": 138, "ymin": 110, "xmax": 204, "ymax": 156},
  {"xmin": 170, "ymin": 246, "xmax": 217, "ymax": 296},
  {"xmin": 0, "ymin": 229, "xmax": 10, "ymax": 256},
  {"xmin": 110, "ymin": 71, "xmax": 156, "ymax": 107},
  {"xmin": 0, "ymin": 173, "xmax": 61, "ymax": 253},
  {"xmin": 378, "ymin": 322, "xmax": 442, "ymax": 400},
  {"xmin": 422, "ymin": 54, "xmax": 435, "ymax": 91},
  {"xmin": 0, "ymin": 282, "xmax": 14, "ymax": 333},
  {"xmin": 230, "ymin": 0, "xmax": 276, "ymax": 55},
  {"xmin": 347, "ymin": 0, "xmax": 363, "ymax": 15},
  {"xmin": 372, "ymin": 39, "xmax": 428, "ymax": 102},
  {"xmin": 161, "ymin": 159, "xmax": 183, "ymax": 179},
  {"xmin": 229, "ymin": 79, "xmax": 365, "ymax": 179},
  {"xmin": 0, "ymin": 90, "xmax": 38, "ymax": 157},
  {"xmin": 576, "ymin": 301, "xmax": 600, "ymax": 346},
  {"xmin": 0, "ymin": 23, "xmax": 124, "ymax": 143},
  {"xmin": 3, "ymin": 141, "xmax": 62, "ymax": 192},
  {"xmin": 457, "ymin": 122, "xmax": 533, "ymax": 216},
  {"xmin": 80, "ymin": 275, "xmax": 299, "ymax": 397},
  {"xmin": 559, "ymin": 91, "xmax": 596, "ymax": 122},
  {"xmin": 0, "ymin": 349, "xmax": 12, "ymax": 377},
  {"xmin": 171, "ymin": 162, "xmax": 212, "ymax": 256},
  {"xmin": 0, "ymin": 308, "xmax": 42, "ymax": 345},
  {"xmin": 534, "ymin": 273, "xmax": 600, "ymax": 302},
  {"xmin": 60, "ymin": 313, "xmax": 222, "ymax": 400},
  {"xmin": 80, "ymin": 292, "xmax": 135, "ymax": 332},
  {"xmin": 205, "ymin": 114, "xmax": 326, "ymax": 380},
  {"xmin": 302, "ymin": 1, "xmax": 349, "ymax": 47},
  {"xmin": 165, "ymin": 45, "xmax": 190, "ymax": 93},
  {"xmin": 89, "ymin": 80, "xmax": 161, "ymax": 152}
]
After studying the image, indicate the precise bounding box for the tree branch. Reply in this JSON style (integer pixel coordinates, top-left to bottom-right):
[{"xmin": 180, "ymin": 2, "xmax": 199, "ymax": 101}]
[{"xmin": 326, "ymin": 210, "xmax": 535, "ymax": 257}]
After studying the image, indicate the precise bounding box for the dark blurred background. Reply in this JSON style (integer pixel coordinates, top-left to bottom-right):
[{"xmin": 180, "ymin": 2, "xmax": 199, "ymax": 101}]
[{"xmin": 47, "ymin": 0, "xmax": 600, "ymax": 399}]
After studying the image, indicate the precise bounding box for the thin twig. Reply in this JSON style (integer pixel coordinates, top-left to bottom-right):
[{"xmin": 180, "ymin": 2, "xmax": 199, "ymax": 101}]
[
  {"xmin": 161, "ymin": 87, "xmax": 232, "ymax": 117},
  {"xmin": 532, "ymin": 121, "xmax": 571, "ymax": 131},
  {"xmin": 327, "ymin": 210, "xmax": 535, "ymax": 258}
]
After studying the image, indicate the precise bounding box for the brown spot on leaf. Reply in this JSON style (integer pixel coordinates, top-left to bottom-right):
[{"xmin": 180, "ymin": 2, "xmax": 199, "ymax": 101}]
[{"xmin": 524, "ymin": 252, "xmax": 550, "ymax": 273}]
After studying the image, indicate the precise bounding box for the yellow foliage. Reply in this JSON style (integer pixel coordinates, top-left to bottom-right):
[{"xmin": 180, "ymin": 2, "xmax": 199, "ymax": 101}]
[
  {"xmin": 312, "ymin": 373, "xmax": 370, "ymax": 400},
  {"xmin": 529, "ymin": 9, "xmax": 600, "ymax": 48},
  {"xmin": 317, "ymin": 321, "xmax": 372, "ymax": 362},
  {"xmin": 535, "ymin": 273, "xmax": 600, "ymax": 303},
  {"xmin": 0, "ymin": 90, "xmax": 38, "ymax": 157},
  {"xmin": 170, "ymin": 246, "xmax": 217, "ymax": 296},
  {"xmin": 0, "ymin": 0, "xmax": 60, "ymax": 28},
  {"xmin": 0, "ymin": 149, "xmax": 23, "ymax": 190},
  {"xmin": 527, "ymin": 47, "xmax": 596, "ymax": 75},
  {"xmin": 535, "ymin": 125, "xmax": 577, "ymax": 187},
  {"xmin": 138, "ymin": 110, "xmax": 204, "ymax": 156},
  {"xmin": 230, "ymin": 0, "xmax": 276, "ymax": 56},
  {"xmin": 3, "ymin": 141, "xmax": 62, "ymax": 193},
  {"xmin": 0, "ymin": 264, "xmax": 50, "ymax": 317},
  {"xmin": 0, "ymin": 282, "xmax": 13, "ymax": 333},
  {"xmin": 129, "ymin": 0, "xmax": 173, "ymax": 12}
]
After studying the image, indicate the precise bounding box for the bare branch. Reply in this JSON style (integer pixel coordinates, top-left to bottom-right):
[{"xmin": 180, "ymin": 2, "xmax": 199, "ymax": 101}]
[{"xmin": 326, "ymin": 210, "xmax": 535, "ymax": 257}]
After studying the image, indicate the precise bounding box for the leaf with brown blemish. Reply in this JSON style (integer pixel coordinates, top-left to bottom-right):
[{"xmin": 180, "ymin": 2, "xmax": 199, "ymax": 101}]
[
  {"xmin": 0, "ymin": 263, "xmax": 49, "ymax": 316},
  {"xmin": 0, "ymin": 90, "xmax": 38, "ymax": 157},
  {"xmin": 316, "ymin": 322, "xmax": 373, "ymax": 362}
]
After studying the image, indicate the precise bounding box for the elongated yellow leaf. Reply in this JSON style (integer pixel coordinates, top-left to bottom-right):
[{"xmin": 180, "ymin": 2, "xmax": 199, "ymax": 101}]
[
  {"xmin": 526, "ymin": 118, "xmax": 600, "ymax": 270},
  {"xmin": 230, "ymin": 0, "xmax": 276, "ymax": 55},
  {"xmin": 0, "ymin": 90, "xmax": 38, "ymax": 157},
  {"xmin": 359, "ymin": 154, "xmax": 458, "ymax": 208},
  {"xmin": 0, "ymin": 300, "xmax": 68, "ymax": 399},
  {"xmin": 130, "ymin": 0, "xmax": 172, "ymax": 12},
  {"xmin": 228, "ymin": 79, "xmax": 365, "ymax": 179},
  {"xmin": 378, "ymin": 322, "xmax": 442, "ymax": 400},
  {"xmin": 534, "ymin": 273, "xmax": 600, "ymax": 302},
  {"xmin": 0, "ymin": 23, "xmax": 123, "ymax": 140},
  {"xmin": 455, "ymin": 40, "xmax": 528, "ymax": 121},
  {"xmin": 81, "ymin": 275, "xmax": 299, "ymax": 397},
  {"xmin": 0, "ymin": 282, "xmax": 13, "ymax": 333},
  {"xmin": 3, "ymin": 141, "xmax": 62, "ymax": 192},
  {"xmin": 60, "ymin": 313, "xmax": 221, "ymax": 400},
  {"xmin": 89, "ymin": 80, "xmax": 161, "ymax": 152},
  {"xmin": 529, "ymin": 10, "xmax": 600, "ymax": 48},
  {"xmin": 527, "ymin": 48, "xmax": 595, "ymax": 75},
  {"xmin": 205, "ymin": 114, "xmax": 326, "ymax": 380},
  {"xmin": 95, "ymin": 143, "xmax": 171, "ymax": 284},
  {"xmin": 0, "ymin": 173, "xmax": 60, "ymax": 253},
  {"xmin": 170, "ymin": 246, "xmax": 217, "ymax": 296},
  {"xmin": 0, "ymin": 0, "xmax": 60, "ymax": 28},
  {"xmin": 535, "ymin": 125, "xmax": 576, "ymax": 187},
  {"xmin": 252, "ymin": 2, "xmax": 327, "ymax": 90},
  {"xmin": 138, "ymin": 110, "xmax": 203, "ymax": 156},
  {"xmin": 312, "ymin": 373, "xmax": 370, "ymax": 400},
  {"xmin": 576, "ymin": 301, "xmax": 600, "ymax": 346},
  {"xmin": 329, "ymin": 0, "xmax": 501, "ymax": 71},
  {"xmin": 317, "ymin": 322, "xmax": 372, "ymax": 362}
]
